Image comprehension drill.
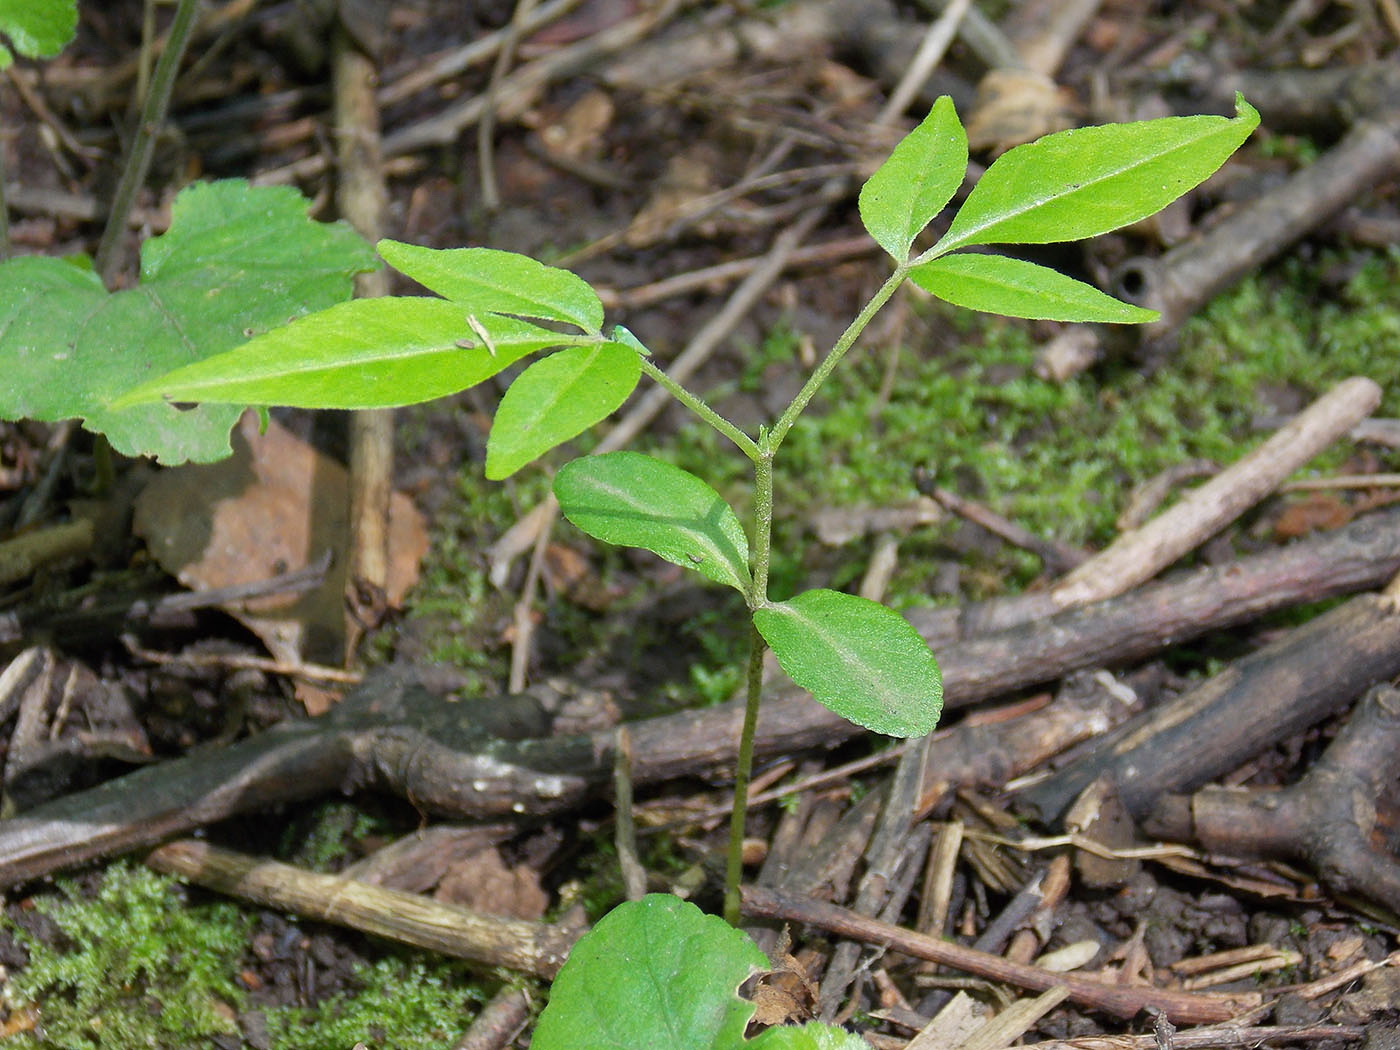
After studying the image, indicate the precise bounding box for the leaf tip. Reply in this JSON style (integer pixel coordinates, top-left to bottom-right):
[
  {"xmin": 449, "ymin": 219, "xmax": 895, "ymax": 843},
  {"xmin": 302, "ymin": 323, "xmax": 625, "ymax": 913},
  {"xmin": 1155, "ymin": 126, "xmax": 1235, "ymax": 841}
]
[{"xmin": 1232, "ymin": 91, "xmax": 1261, "ymax": 131}]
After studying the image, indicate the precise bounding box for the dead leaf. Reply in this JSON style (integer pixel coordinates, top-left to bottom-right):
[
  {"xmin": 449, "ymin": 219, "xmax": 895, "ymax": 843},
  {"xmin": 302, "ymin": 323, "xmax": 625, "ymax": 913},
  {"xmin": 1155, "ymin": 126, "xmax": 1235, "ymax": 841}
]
[
  {"xmin": 134, "ymin": 413, "xmax": 428, "ymax": 712},
  {"xmin": 536, "ymin": 88, "xmax": 614, "ymax": 161},
  {"xmin": 749, "ymin": 940, "xmax": 818, "ymax": 1028},
  {"xmin": 435, "ymin": 845, "xmax": 549, "ymax": 920},
  {"xmin": 965, "ymin": 69, "xmax": 1074, "ymax": 155},
  {"xmin": 1272, "ymin": 493, "xmax": 1354, "ymax": 540},
  {"xmin": 625, "ymin": 147, "xmax": 717, "ymax": 247}
]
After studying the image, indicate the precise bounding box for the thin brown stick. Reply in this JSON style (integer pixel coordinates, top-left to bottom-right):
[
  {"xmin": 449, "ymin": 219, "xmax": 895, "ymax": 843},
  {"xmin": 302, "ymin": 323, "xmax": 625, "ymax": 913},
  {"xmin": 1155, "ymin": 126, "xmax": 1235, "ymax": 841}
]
[
  {"xmin": 477, "ymin": 0, "xmax": 541, "ymax": 211},
  {"xmin": 507, "ymin": 504, "xmax": 554, "ymax": 693},
  {"xmin": 146, "ymin": 840, "xmax": 578, "ymax": 978},
  {"xmin": 260, "ymin": 1, "xmax": 686, "ymax": 184},
  {"xmin": 0, "ymin": 520, "xmax": 93, "ymax": 587},
  {"xmin": 451, "ymin": 985, "xmax": 534, "ymax": 1050},
  {"xmin": 876, "ymin": 0, "xmax": 972, "ymax": 123},
  {"xmin": 1010, "ymin": 1025, "xmax": 1366, "ymax": 1050},
  {"xmin": 1050, "ymin": 377, "xmax": 1381, "ymax": 608},
  {"xmin": 917, "ymin": 477, "xmax": 1087, "ymax": 574},
  {"xmin": 614, "ymin": 728, "xmax": 647, "ymax": 901},
  {"xmin": 123, "ymin": 641, "xmax": 363, "ymax": 685},
  {"xmin": 377, "ymin": 0, "xmax": 584, "ymax": 106},
  {"xmin": 740, "ymin": 885, "xmax": 1258, "ymax": 1024},
  {"xmin": 596, "ymin": 235, "xmax": 877, "ymax": 312},
  {"xmin": 332, "ymin": 22, "xmax": 395, "ymax": 662},
  {"xmin": 1001, "ymin": 0, "xmax": 1104, "ymax": 77}
]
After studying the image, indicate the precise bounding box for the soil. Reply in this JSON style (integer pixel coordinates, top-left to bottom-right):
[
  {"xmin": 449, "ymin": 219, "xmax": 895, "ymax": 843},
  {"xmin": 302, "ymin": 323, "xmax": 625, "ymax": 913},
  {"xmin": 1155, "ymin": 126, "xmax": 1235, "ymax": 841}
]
[{"xmin": 1, "ymin": 1, "xmax": 1399, "ymax": 1047}]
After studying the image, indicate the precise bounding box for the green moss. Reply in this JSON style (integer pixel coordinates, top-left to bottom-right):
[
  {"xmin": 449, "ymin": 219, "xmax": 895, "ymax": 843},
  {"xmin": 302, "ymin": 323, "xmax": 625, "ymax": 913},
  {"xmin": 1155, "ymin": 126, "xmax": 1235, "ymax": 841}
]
[
  {"xmin": 2, "ymin": 863, "xmax": 249, "ymax": 1049},
  {"xmin": 392, "ymin": 245, "xmax": 1398, "ymax": 670},
  {"xmin": 280, "ymin": 799, "xmax": 387, "ymax": 871},
  {"xmin": 1, "ymin": 862, "xmax": 495, "ymax": 1050},
  {"xmin": 699, "ymin": 247, "xmax": 1398, "ymax": 600},
  {"xmin": 263, "ymin": 955, "xmax": 483, "ymax": 1049}
]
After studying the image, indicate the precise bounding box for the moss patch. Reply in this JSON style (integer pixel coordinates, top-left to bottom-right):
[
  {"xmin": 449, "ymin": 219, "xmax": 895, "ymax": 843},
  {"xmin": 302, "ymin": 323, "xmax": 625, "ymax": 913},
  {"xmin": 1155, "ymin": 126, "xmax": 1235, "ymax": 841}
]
[
  {"xmin": 2, "ymin": 863, "xmax": 249, "ymax": 1049},
  {"xmin": 1, "ymin": 863, "xmax": 488, "ymax": 1049}
]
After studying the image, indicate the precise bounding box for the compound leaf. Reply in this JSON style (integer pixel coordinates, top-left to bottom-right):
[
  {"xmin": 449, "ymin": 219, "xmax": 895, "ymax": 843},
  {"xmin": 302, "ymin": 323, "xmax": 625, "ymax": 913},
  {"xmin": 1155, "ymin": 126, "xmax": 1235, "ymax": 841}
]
[
  {"xmin": 532, "ymin": 894, "xmax": 766, "ymax": 1050},
  {"xmin": 0, "ymin": 179, "xmax": 374, "ymax": 463},
  {"xmin": 909, "ymin": 253, "xmax": 1156, "ymax": 323},
  {"xmin": 113, "ymin": 300, "xmax": 572, "ymax": 410},
  {"xmin": 554, "ymin": 452, "xmax": 751, "ymax": 593},
  {"xmin": 752, "ymin": 589, "xmax": 941, "ymax": 737},
  {"xmin": 934, "ymin": 93, "xmax": 1259, "ymax": 252},
  {"xmin": 487, "ymin": 341, "xmax": 640, "ymax": 479},
  {"xmin": 859, "ymin": 95, "xmax": 966, "ymax": 261},
  {"xmin": 378, "ymin": 240, "xmax": 604, "ymax": 334}
]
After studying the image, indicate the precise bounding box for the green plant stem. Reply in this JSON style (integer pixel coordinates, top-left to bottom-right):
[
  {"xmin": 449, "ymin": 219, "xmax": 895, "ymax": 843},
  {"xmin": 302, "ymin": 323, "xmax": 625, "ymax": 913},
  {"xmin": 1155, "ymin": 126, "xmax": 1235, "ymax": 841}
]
[
  {"xmin": 768, "ymin": 266, "xmax": 908, "ymax": 450},
  {"xmin": 0, "ymin": 139, "xmax": 10, "ymax": 260},
  {"xmin": 748, "ymin": 448, "xmax": 775, "ymax": 604},
  {"xmin": 722, "ymin": 621, "xmax": 767, "ymax": 927},
  {"xmin": 637, "ymin": 357, "xmax": 759, "ymax": 461},
  {"xmin": 722, "ymin": 448, "xmax": 776, "ymax": 926},
  {"xmin": 720, "ymin": 259, "xmax": 906, "ymax": 922},
  {"xmin": 94, "ymin": 0, "xmax": 201, "ymax": 286}
]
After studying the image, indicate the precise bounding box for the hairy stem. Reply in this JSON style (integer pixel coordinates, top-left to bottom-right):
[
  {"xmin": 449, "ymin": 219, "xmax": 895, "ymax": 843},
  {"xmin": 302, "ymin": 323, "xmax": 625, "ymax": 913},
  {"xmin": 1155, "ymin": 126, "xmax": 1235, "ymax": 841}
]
[
  {"xmin": 637, "ymin": 356, "xmax": 759, "ymax": 461},
  {"xmin": 749, "ymin": 447, "xmax": 775, "ymax": 602},
  {"xmin": 768, "ymin": 266, "xmax": 908, "ymax": 450},
  {"xmin": 723, "ymin": 449, "xmax": 776, "ymax": 925},
  {"xmin": 0, "ymin": 141, "xmax": 9, "ymax": 260},
  {"xmin": 94, "ymin": 0, "xmax": 201, "ymax": 286},
  {"xmin": 723, "ymin": 621, "xmax": 767, "ymax": 926}
]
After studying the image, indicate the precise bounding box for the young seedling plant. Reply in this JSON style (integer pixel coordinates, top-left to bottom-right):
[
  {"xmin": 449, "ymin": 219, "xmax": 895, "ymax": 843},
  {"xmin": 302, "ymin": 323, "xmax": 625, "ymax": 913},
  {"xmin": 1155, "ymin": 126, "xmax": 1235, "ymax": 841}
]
[{"xmin": 115, "ymin": 95, "xmax": 1258, "ymax": 1048}]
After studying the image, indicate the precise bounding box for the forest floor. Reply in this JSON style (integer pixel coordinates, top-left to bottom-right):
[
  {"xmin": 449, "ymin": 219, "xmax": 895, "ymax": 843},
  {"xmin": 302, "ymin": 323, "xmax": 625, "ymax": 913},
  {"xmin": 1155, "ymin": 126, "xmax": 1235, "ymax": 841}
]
[{"xmin": 1, "ymin": 1, "xmax": 1399, "ymax": 1047}]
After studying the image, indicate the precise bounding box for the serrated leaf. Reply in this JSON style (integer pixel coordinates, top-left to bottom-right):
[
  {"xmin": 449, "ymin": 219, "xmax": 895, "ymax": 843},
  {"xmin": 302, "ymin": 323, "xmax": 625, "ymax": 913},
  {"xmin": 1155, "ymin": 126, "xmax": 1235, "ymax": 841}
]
[
  {"xmin": 554, "ymin": 452, "xmax": 751, "ymax": 593},
  {"xmin": 909, "ymin": 253, "xmax": 1157, "ymax": 323},
  {"xmin": 934, "ymin": 94, "xmax": 1260, "ymax": 253},
  {"xmin": 486, "ymin": 341, "xmax": 640, "ymax": 479},
  {"xmin": 0, "ymin": 179, "xmax": 374, "ymax": 463},
  {"xmin": 859, "ymin": 95, "xmax": 967, "ymax": 261},
  {"xmin": 532, "ymin": 894, "xmax": 767, "ymax": 1050},
  {"xmin": 378, "ymin": 240, "xmax": 603, "ymax": 334},
  {"xmin": 113, "ymin": 300, "xmax": 573, "ymax": 410},
  {"xmin": 0, "ymin": 0, "xmax": 77, "ymax": 67},
  {"xmin": 752, "ymin": 589, "xmax": 941, "ymax": 737}
]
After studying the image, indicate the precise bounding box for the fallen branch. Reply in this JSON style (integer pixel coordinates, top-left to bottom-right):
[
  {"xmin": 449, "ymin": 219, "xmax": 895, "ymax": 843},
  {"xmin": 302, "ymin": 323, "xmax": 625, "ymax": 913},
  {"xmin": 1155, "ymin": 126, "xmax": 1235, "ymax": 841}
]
[
  {"xmin": 145, "ymin": 839, "xmax": 578, "ymax": 978},
  {"xmin": 739, "ymin": 884, "xmax": 1259, "ymax": 1024},
  {"xmin": 1144, "ymin": 684, "xmax": 1400, "ymax": 913},
  {"xmin": 1, "ymin": 509, "xmax": 1399, "ymax": 888},
  {"xmin": 1049, "ymin": 377, "xmax": 1380, "ymax": 608},
  {"xmin": 1015, "ymin": 585, "xmax": 1400, "ymax": 826}
]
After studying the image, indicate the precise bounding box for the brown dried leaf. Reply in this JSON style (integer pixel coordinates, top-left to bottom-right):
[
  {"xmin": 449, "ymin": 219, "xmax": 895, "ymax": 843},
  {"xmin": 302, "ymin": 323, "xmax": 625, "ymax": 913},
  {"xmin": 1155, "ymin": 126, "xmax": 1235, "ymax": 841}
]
[
  {"xmin": 134, "ymin": 413, "xmax": 428, "ymax": 711},
  {"xmin": 965, "ymin": 69, "xmax": 1074, "ymax": 155}
]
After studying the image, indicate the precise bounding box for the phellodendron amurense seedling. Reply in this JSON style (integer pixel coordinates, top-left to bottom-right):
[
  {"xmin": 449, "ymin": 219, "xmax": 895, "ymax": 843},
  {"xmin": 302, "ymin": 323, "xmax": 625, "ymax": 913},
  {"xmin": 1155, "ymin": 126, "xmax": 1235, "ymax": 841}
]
[{"xmin": 116, "ymin": 94, "xmax": 1259, "ymax": 1048}]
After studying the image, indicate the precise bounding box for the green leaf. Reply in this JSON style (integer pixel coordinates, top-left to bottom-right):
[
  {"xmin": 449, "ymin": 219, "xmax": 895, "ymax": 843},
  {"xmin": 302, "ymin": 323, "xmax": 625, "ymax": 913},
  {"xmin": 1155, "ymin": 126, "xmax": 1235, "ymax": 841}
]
[
  {"xmin": 377, "ymin": 240, "xmax": 604, "ymax": 334},
  {"xmin": 486, "ymin": 341, "xmax": 641, "ymax": 479},
  {"xmin": 748, "ymin": 1024, "xmax": 870, "ymax": 1050},
  {"xmin": 859, "ymin": 95, "xmax": 967, "ymax": 261},
  {"xmin": 752, "ymin": 589, "xmax": 941, "ymax": 737},
  {"xmin": 0, "ymin": 180, "xmax": 374, "ymax": 463},
  {"xmin": 611, "ymin": 323, "xmax": 652, "ymax": 356},
  {"xmin": 0, "ymin": 0, "xmax": 77, "ymax": 67},
  {"xmin": 554, "ymin": 452, "xmax": 752, "ymax": 593},
  {"xmin": 113, "ymin": 300, "xmax": 573, "ymax": 410},
  {"xmin": 532, "ymin": 895, "xmax": 767, "ymax": 1050},
  {"xmin": 933, "ymin": 93, "xmax": 1260, "ymax": 253},
  {"xmin": 909, "ymin": 253, "xmax": 1157, "ymax": 323}
]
